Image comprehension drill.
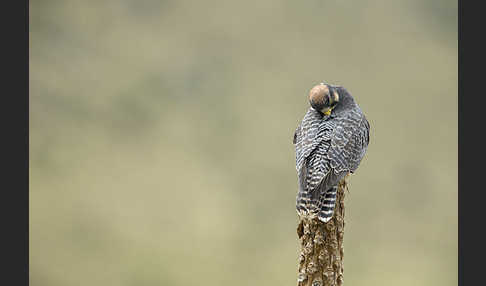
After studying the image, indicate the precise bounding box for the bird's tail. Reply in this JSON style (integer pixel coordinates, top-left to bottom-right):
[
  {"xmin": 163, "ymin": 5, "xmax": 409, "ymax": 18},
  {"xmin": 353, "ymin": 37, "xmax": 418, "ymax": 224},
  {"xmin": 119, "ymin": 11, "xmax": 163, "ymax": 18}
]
[
  {"xmin": 296, "ymin": 189, "xmax": 311, "ymax": 214},
  {"xmin": 317, "ymin": 186, "xmax": 337, "ymax": 223},
  {"xmin": 296, "ymin": 186, "xmax": 337, "ymax": 223}
]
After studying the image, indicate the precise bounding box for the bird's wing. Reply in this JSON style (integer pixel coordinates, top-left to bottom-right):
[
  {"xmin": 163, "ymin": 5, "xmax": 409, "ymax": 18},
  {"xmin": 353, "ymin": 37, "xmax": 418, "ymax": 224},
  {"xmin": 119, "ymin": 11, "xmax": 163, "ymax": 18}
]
[
  {"xmin": 350, "ymin": 116, "xmax": 370, "ymax": 171},
  {"xmin": 294, "ymin": 108, "xmax": 333, "ymax": 172},
  {"xmin": 320, "ymin": 111, "xmax": 370, "ymax": 190},
  {"xmin": 293, "ymin": 108, "xmax": 321, "ymax": 172}
]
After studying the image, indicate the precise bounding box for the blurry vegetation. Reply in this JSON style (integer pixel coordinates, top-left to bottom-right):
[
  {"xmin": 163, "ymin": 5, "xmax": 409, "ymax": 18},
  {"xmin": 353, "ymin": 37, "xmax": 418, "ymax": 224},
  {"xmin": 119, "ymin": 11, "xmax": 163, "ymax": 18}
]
[{"xmin": 30, "ymin": 0, "xmax": 457, "ymax": 285}]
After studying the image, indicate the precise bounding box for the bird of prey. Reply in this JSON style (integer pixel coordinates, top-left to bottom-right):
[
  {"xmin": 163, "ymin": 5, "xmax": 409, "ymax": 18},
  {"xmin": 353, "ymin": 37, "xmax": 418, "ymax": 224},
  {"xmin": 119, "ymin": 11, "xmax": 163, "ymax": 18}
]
[{"xmin": 293, "ymin": 83, "xmax": 370, "ymax": 223}]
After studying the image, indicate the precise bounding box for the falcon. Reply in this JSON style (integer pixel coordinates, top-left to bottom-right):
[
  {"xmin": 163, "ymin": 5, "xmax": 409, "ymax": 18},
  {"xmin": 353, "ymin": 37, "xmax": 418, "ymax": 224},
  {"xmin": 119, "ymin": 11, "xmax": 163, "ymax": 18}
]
[{"xmin": 293, "ymin": 83, "xmax": 370, "ymax": 222}]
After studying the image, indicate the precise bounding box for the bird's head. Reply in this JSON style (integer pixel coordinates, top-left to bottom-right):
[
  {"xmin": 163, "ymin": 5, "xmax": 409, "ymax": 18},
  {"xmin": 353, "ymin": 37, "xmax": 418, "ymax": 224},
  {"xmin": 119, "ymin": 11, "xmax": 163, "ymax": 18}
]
[{"xmin": 308, "ymin": 83, "xmax": 340, "ymax": 116}]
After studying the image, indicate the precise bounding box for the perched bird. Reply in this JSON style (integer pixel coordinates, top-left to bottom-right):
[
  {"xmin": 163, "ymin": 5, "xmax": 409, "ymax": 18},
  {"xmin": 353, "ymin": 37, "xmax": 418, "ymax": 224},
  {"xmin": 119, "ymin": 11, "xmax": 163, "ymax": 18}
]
[{"xmin": 293, "ymin": 83, "xmax": 370, "ymax": 223}]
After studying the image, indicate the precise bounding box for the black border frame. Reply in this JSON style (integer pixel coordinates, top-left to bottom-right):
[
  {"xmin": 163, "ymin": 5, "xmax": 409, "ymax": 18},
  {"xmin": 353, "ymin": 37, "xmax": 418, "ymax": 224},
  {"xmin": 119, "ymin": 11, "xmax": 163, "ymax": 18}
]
[
  {"xmin": 2, "ymin": 1, "xmax": 29, "ymax": 285},
  {"xmin": 459, "ymin": 1, "xmax": 483, "ymax": 285}
]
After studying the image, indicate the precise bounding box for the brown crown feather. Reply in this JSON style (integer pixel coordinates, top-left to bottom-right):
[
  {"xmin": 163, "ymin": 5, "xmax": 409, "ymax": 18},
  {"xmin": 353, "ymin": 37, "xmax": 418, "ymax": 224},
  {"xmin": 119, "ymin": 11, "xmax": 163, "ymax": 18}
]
[{"xmin": 308, "ymin": 84, "xmax": 330, "ymax": 111}]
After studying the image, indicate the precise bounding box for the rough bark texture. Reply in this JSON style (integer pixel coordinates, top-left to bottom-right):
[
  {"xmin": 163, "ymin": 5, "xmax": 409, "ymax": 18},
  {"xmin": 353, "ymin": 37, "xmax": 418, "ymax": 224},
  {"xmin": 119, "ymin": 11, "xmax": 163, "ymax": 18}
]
[{"xmin": 296, "ymin": 179, "xmax": 347, "ymax": 286}]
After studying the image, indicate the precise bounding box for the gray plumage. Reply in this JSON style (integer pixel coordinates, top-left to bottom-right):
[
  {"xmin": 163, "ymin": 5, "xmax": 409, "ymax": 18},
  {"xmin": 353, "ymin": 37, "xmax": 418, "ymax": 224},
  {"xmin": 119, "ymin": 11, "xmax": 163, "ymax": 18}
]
[{"xmin": 293, "ymin": 84, "xmax": 370, "ymax": 222}]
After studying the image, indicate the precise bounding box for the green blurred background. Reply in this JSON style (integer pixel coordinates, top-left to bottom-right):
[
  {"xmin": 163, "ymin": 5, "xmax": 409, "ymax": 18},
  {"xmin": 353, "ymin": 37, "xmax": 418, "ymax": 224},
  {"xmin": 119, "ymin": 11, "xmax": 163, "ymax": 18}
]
[{"xmin": 29, "ymin": 0, "xmax": 457, "ymax": 285}]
